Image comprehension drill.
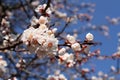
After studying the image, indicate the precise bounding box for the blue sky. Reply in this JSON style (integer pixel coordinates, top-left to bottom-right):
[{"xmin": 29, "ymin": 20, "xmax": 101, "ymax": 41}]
[
  {"xmin": 79, "ymin": 0, "xmax": 120, "ymax": 76},
  {"xmin": 92, "ymin": 0, "xmax": 120, "ymax": 55}
]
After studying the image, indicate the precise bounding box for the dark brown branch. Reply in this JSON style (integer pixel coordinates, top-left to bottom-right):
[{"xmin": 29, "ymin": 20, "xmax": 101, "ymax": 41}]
[{"xmin": 0, "ymin": 40, "xmax": 22, "ymax": 50}]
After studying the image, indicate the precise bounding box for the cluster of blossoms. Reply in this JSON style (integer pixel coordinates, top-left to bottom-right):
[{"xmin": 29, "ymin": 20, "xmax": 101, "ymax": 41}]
[
  {"xmin": 0, "ymin": 56, "xmax": 7, "ymax": 77},
  {"xmin": 21, "ymin": 16, "xmax": 58, "ymax": 58},
  {"xmin": 21, "ymin": 3, "xmax": 94, "ymax": 65},
  {"xmin": 57, "ymin": 34, "xmax": 79, "ymax": 67},
  {"xmin": 47, "ymin": 70, "xmax": 67, "ymax": 80},
  {"xmin": 57, "ymin": 33, "xmax": 94, "ymax": 67},
  {"xmin": 58, "ymin": 51, "xmax": 75, "ymax": 67},
  {"xmin": 21, "ymin": 4, "xmax": 58, "ymax": 58},
  {"xmin": 91, "ymin": 71, "xmax": 117, "ymax": 80}
]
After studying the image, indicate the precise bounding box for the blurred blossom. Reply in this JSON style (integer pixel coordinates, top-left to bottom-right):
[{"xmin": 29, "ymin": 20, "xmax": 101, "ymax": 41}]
[
  {"xmin": 98, "ymin": 71, "xmax": 103, "ymax": 77},
  {"xmin": 110, "ymin": 66, "xmax": 116, "ymax": 72},
  {"xmin": 35, "ymin": 4, "xmax": 52, "ymax": 15},
  {"xmin": 109, "ymin": 77, "xmax": 115, "ymax": 80},
  {"xmin": 8, "ymin": 77, "xmax": 17, "ymax": 80},
  {"xmin": 82, "ymin": 68, "xmax": 90, "ymax": 73},
  {"xmin": 39, "ymin": 16, "xmax": 48, "ymax": 24},
  {"xmin": 91, "ymin": 76, "xmax": 97, "ymax": 80},
  {"xmin": 47, "ymin": 73, "xmax": 67, "ymax": 80},
  {"xmin": 117, "ymin": 32, "xmax": 120, "ymax": 37},
  {"xmin": 106, "ymin": 16, "xmax": 120, "ymax": 25},
  {"xmin": 54, "ymin": 11, "xmax": 67, "ymax": 18},
  {"xmin": 31, "ymin": 1, "xmax": 40, "ymax": 6},
  {"xmin": 0, "ymin": 55, "xmax": 7, "ymax": 77}
]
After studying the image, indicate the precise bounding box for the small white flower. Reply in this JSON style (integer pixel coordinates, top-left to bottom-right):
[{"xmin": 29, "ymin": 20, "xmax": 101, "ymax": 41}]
[
  {"xmin": 111, "ymin": 66, "xmax": 116, "ymax": 71},
  {"xmin": 66, "ymin": 34, "xmax": 76, "ymax": 44},
  {"xmin": 47, "ymin": 74, "xmax": 67, "ymax": 80},
  {"xmin": 54, "ymin": 70, "xmax": 60, "ymax": 75},
  {"xmin": 47, "ymin": 75, "xmax": 58, "ymax": 80},
  {"xmin": 21, "ymin": 27, "xmax": 35, "ymax": 43},
  {"xmin": 39, "ymin": 24, "xmax": 47, "ymax": 30},
  {"xmin": 58, "ymin": 74, "xmax": 67, "ymax": 80},
  {"xmin": 52, "ymin": 28, "xmax": 57, "ymax": 33},
  {"xmin": 31, "ymin": 16, "xmax": 39, "ymax": 26},
  {"xmin": 86, "ymin": 33, "xmax": 94, "ymax": 41},
  {"xmin": 0, "ymin": 56, "xmax": 7, "ymax": 74},
  {"xmin": 39, "ymin": 16, "xmax": 48, "ymax": 24},
  {"xmin": 71, "ymin": 42, "xmax": 81, "ymax": 51},
  {"xmin": 91, "ymin": 76, "xmax": 97, "ymax": 80},
  {"xmin": 98, "ymin": 71, "xmax": 103, "ymax": 77},
  {"xmin": 111, "ymin": 18, "xmax": 118, "ymax": 24},
  {"xmin": 82, "ymin": 68, "xmax": 90, "ymax": 73},
  {"xmin": 8, "ymin": 77, "xmax": 18, "ymax": 80},
  {"xmin": 117, "ymin": 32, "xmax": 120, "ymax": 37},
  {"xmin": 35, "ymin": 4, "xmax": 52, "ymax": 15},
  {"xmin": 54, "ymin": 11, "xmax": 67, "ymax": 18},
  {"xmin": 58, "ymin": 48, "xmax": 66, "ymax": 55},
  {"xmin": 0, "ymin": 60, "xmax": 7, "ymax": 67},
  {"xmin": 66, "ymin": 59, "xmax": 75, "ymax": 67}
]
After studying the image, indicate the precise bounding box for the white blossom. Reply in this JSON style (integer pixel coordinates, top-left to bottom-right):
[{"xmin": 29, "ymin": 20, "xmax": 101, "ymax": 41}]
[
  {"xmin": 58, "ymin": 48, "xmax": 66, "ymax": 55},
  {"xmin": 71, "ymin": 42, "xmax": 81, "ymax": 51},
  {"xmin": 0, "ymin": 56, "xmax": 7, "ymax": 67},
  {"xmin": 47, "ymin": 74, "xmax": 67, "ymax": 80},
  {"xmin": 91, "ymin": 76, "xmax": 97, "ymax": 80},
  {"xmin": 8, "ymin": 77, "xmax": 17, "ymax": 80},
  {"xmin": 0, "ymin": 56, "xmax": 7, "ymax": 74},
  {"xmin": 54, "ymin": 11, "xmax": 67, "ymax": 18},
  {"xmin": 21, "ymin": 27, "xmax": 35, "ymax": 45},
  {"xmin": 86, "ymin": 33, "xmax": 94, "ymax": 41},
  {"xmin": 58, "ymin": 53, "xmax": 75, "ymax": 67},
  {"xmin": 47, "ymin": 75, "xmax": 58, "ymax": 80},
  {"xmin": 52, "ymin": 28, "xmax": 57, "ymax": 33},
  {"xmin": 39, "ymin": 16, "xmax": 48, "ymax": 24},
  {"xmin": 66, "ymin": 34, "xmax": 76, "ymax": 44},
  {"xmin": 110, "ymin": 66, "xmax": 116, "ymax": 71},
  {"xmin": 58, "ymin": 74, "xmax": 67, "ymax": 80},
  {"xmin": 35, "ymin": 4, "xmax": 52, "ymax": 15},
  {"xmin": 82, "ymin": 68, "xmax": 90, "ymax": 73},
  {"xmin": 31, "ymin": 16, "xmax": 39, "ymax": 26},
  {"xmin": 98, "ymin": 71, "xmax": 103, "ymax": 77}
]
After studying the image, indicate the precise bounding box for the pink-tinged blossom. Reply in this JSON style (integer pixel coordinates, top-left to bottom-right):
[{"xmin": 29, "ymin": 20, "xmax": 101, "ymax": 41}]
[
  {"xmin": 0, "ymin": 56, "xmax": 7, "ymax": 67},
  {"xmin": 0, "ymin": 56, "xmax": 7, "ymax": 74},
  {"xmin": 58, "ymin": 48, "xmax": 66, "ymax": 55},
  {"xmin": 58, "ymin": 53, "xmax": 75, "ymax": 67},
  {"xmin": 47, "ymin": 74, "xmax": 67, "ymax": 80},
  {"xmin": 66, "ymin": 34, "xmax": 76, "ymax": 44},
  {"xmin": 21, "ymin": 16, "xmax": 58, "ymax": 58},
  {"xmin": 35, "ymin": 4, "xmax": 52, "ymax": 15},
  {"xmin": 71, "ymin": 42, "xmax": 81, "ymax": 51},
  {"xmin": 39, "ymin": 16, "xmax": 48, "ymax": 24}
]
